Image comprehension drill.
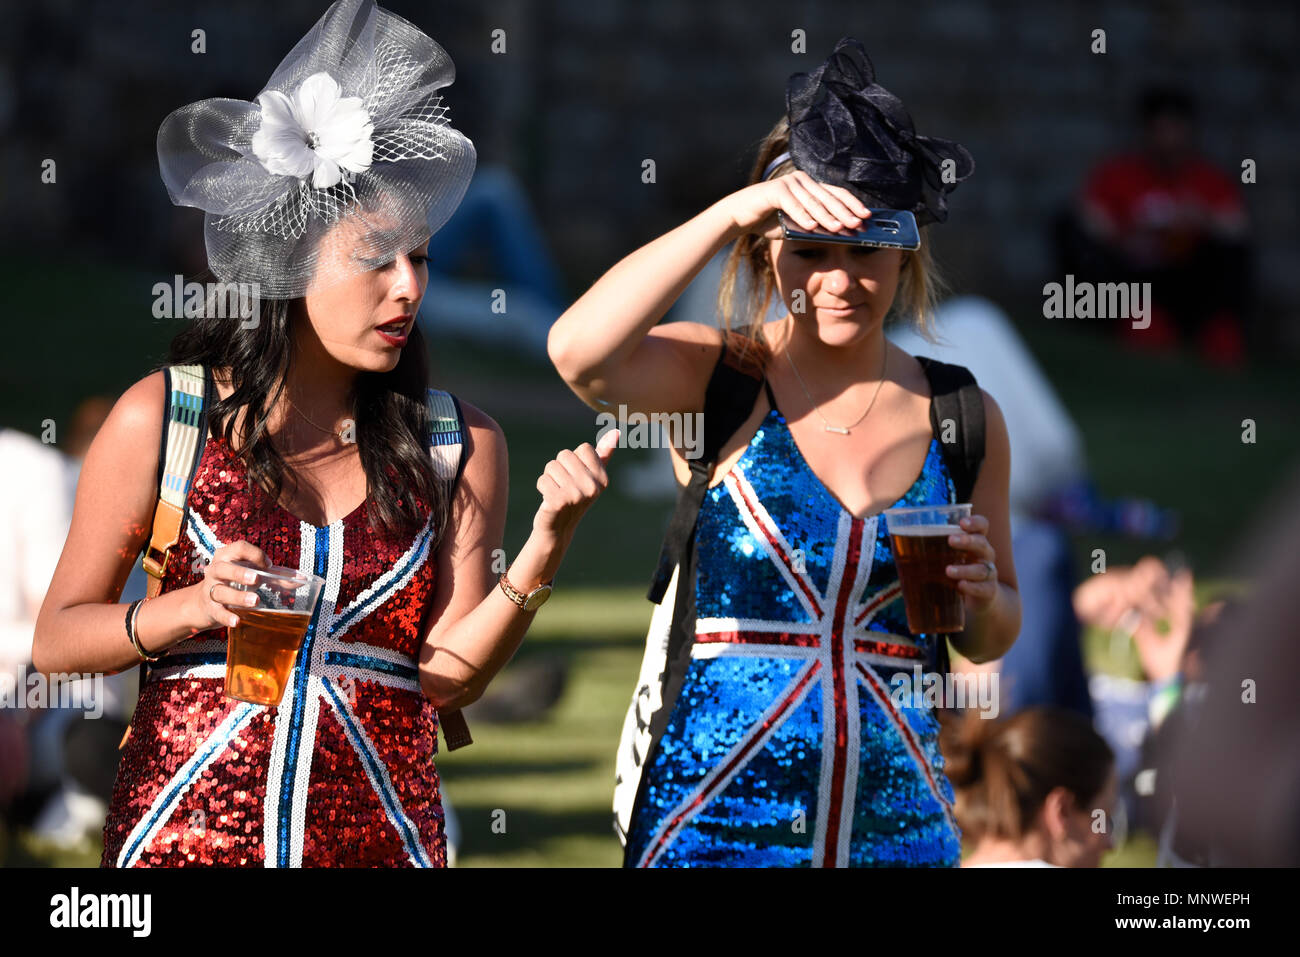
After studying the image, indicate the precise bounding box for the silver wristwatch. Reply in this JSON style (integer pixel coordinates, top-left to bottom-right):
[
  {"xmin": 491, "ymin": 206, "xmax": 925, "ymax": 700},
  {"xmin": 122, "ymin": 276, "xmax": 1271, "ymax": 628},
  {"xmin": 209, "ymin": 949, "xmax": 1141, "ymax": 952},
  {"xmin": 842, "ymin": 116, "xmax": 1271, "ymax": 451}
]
[{"xmin": 499, "ymin": 570, "xmax": 553, "ymax": 612}]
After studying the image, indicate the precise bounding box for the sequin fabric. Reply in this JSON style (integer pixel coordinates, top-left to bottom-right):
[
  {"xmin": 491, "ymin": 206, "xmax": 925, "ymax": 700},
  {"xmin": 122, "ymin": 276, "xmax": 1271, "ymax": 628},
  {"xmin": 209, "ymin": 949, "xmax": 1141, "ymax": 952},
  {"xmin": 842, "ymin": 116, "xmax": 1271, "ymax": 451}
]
[
  {"xmin": 625, "ymin": 390, "xmax": 964, "ymax": 867},
  {"xmin": 101, "ymin": 433, "xmax": 445, "ymax": 867}
]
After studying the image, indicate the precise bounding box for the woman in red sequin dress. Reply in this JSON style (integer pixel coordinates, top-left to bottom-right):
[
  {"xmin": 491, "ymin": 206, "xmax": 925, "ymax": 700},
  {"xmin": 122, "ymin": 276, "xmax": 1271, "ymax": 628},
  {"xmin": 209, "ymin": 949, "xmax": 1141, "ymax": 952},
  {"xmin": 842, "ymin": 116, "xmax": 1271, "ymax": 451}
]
[{"xmin": 32, "ymin": 0, "xmax": 620, "ymax": 867}]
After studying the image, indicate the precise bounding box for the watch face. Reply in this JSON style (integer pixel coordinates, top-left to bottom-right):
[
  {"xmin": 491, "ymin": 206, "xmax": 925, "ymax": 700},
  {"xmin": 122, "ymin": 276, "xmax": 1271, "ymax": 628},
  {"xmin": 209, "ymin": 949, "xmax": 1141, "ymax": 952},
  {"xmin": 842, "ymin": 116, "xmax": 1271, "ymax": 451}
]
[{"xmin": 523, "ymin": 584, "xmax": 552, "ymax": 611}]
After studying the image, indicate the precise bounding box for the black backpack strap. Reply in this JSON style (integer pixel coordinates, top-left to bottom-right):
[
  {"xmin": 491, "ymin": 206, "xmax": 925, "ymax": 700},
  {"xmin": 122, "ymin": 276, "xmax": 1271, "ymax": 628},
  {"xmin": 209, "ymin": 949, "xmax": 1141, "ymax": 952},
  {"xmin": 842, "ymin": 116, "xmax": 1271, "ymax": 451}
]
[
  {"xmin": 916, "ymin": 356, "xmax": 985, "ymax": 503},
  {"xmin": 914, "ymin": 356, "xmax": 985, "ymax": 686},
  {"xmin": 645, "ymin": 335, "xmax": 766, "ymax": 604},
  {"xmin": 623, "ymin": 331, "xmax": 765, "ymax": 858}
]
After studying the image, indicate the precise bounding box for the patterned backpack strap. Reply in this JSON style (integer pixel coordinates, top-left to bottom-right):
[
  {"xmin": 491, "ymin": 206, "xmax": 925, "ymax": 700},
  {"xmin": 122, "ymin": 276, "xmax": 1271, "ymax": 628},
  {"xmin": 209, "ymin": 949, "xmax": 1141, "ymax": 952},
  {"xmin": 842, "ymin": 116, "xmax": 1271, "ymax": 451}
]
[
  {"xmin": 425, "ymin": 387, "xmax": 473, "ymax": 751},
  {"xmin": 426, "ymin": 387, "xmax": 468, "ymax": 487},
  {"xmin": 122, "ymin": 364, "xmax": 210, "ymax": 752},
  {"xmin": 143, "ymin": 364, "xmax": 211, "ymax": 600}
]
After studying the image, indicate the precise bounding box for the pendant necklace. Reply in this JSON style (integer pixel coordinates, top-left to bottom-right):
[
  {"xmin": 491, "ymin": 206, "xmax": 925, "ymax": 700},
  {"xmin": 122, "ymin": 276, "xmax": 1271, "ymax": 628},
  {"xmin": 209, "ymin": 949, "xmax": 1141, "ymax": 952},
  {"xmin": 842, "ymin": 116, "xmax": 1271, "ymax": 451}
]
[{"xmin": 783, "ymin": 343, "xmax": 888, "ymax": 435}]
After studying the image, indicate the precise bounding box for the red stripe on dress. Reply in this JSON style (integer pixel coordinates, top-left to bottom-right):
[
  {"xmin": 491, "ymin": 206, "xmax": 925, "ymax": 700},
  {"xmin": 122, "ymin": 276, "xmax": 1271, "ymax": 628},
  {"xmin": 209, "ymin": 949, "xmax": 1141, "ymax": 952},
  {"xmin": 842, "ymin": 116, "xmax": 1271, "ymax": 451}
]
[
  {"xmin": 640, "ymin": 660, "xmax": 822, "ymax": 868},
  {"xmin": 853, "ymin": 638, "xmax": 925, "ymax": 659},
  {"xmin": 731, "ymin": 474, "xmax": 823, "ymax": 618},
  {"xmin": 854, "ymin": 660, "xmax": 953, "ymax": 823},
  {"xmin": 821, "ymin": 517, "xmax": 863, "ymax": 867},
  {"xmin": 854, "ymin": 581, "xmax": 902, "ymax": 626},
  {"xmin": 695, "ymin": 630, "xmax": 821, "ymax": 648}
]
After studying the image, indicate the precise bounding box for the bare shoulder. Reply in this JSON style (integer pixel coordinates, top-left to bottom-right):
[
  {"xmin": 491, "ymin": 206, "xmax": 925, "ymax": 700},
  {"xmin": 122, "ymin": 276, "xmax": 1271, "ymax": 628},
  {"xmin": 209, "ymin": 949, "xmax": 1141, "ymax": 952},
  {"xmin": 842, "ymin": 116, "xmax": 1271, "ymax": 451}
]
[
  {"xmin": 645, "ymin": 319, "xmax": 726, "ymax": 351},
  {"xmin": 451, "ymin": 397, "xmax": 506, "ymax": 490},
  {"xmin": 71, "ymin": 370, "xmax": 168, "ymax": 537},
  {"xmin": 979, "ymin": 388, "xmax": 1010, "ymax": 446},
  {"xmin": 889, "ymin": 344, "xmax": 931, "ymax": 396},
  {"xmin": 455, "ymin": 397, "xmax": 505, "ymax": 447},
  {"xmin": 99, "ymin": 370, "xmax": 168, "ymax": 458},
  {"xmin": 645, "ymin": 320, "xmax": 728, "ymax": 380}
]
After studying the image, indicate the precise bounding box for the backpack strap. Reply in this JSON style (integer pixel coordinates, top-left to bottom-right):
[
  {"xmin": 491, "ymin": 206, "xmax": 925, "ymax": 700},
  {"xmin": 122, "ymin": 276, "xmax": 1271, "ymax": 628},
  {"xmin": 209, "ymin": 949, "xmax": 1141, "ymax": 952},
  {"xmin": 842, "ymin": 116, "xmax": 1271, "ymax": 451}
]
[
  {"xmin": 122, "ymin": 364, "xmax": 211, "ymax": 751},
  {"xmin": 646, "ymin": 331, "xmax": 767, "ymax": 604},
  {"xmin": 914, "ymin": 355, "xmax": 985, "ymax": 688},
  {"xmin": 425, "ymin": 387, "xmax": 474, "ymax": 751},
  {"xmin": 915, "ymin": 356, "xmax": 985, "ymax": 503},
  {"xmin": 618, "ymin": 331, "xmax": 766, "ymax": 851},
  {"xmin": 143, "ymin": 364, "xmax": 211, "ymax": 600}
]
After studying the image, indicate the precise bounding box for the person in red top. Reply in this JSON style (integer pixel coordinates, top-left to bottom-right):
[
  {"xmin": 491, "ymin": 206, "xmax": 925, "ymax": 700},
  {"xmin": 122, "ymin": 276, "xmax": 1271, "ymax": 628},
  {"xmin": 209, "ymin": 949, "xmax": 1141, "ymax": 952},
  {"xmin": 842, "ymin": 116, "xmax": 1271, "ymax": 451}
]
[{"xmin": 1058, "ymin": 87, "xmax": 1251, "ymax": 368}]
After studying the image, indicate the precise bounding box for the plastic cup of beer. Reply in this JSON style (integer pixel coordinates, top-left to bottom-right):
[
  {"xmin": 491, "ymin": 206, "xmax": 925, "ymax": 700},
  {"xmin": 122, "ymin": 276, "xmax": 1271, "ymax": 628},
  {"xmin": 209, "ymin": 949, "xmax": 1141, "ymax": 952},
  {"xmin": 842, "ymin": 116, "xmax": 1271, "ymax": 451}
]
[
  {"xmin": 222, "ymin": 562, "xmax": 324, "ymax": 707},
  {"xmin": 883, "ymin": 503, "xmax": 972, "ymax": 635}
]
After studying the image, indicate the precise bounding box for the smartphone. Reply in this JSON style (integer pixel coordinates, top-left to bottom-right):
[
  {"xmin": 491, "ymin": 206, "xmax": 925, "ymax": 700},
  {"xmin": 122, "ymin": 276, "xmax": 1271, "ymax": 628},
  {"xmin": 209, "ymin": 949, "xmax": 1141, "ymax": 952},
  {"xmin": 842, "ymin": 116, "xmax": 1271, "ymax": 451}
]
[{"xmin": 778, "ymin": 208, "xmax": 920, "ymax": 251}]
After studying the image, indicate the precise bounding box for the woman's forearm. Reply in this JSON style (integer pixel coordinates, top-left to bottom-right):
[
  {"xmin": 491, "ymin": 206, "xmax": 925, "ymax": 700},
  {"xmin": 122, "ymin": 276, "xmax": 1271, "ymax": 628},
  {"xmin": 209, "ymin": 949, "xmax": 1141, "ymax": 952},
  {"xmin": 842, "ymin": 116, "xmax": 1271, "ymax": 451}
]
[
  {"xmin": 948, "ymin": 584, "xmax": 1021, "ymax": 665},
  {"xmin": 418, "ymin": 526, "xmax": 573, "ymax": 710},
  {"xmin": 33, "ymin": 584, "xmax": 206, "ymax": 677},
  {"xmin": 547, "ymin": 200, "xmax": 738, "ymax": 387}
]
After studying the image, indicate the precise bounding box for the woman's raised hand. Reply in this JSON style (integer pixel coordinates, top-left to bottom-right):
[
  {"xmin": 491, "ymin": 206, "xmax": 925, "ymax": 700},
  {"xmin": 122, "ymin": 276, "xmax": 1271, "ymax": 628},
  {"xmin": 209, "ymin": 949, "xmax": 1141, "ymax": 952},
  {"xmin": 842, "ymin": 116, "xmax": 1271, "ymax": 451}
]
[
  {"xmin": 722, "ymin": 170, "xmax": 872, "ymax": 239},
  {"xmin": 185, "ymin": 540, "xmax": 271, "ymax": 631},
  {"xmin": 532, "ymin": 429, "xmax": 620, "ymax": 542}
]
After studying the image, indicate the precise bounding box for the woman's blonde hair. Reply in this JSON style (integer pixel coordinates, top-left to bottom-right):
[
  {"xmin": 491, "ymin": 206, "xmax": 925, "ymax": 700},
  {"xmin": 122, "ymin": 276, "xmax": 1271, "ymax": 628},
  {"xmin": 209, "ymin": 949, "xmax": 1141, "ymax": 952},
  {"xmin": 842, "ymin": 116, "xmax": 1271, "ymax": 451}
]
[{"xmin": 717, "ymin": 116, "xmax": 949, "ymax": 368}]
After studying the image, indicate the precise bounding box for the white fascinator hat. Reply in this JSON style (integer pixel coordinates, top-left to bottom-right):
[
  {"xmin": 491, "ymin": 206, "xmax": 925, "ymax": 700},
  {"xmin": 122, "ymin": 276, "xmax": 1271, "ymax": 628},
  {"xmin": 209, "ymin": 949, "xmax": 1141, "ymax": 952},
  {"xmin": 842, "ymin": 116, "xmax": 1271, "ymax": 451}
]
[{"xmin": 157, "ymin": 0, "xmax": 476, "ymax": 298}]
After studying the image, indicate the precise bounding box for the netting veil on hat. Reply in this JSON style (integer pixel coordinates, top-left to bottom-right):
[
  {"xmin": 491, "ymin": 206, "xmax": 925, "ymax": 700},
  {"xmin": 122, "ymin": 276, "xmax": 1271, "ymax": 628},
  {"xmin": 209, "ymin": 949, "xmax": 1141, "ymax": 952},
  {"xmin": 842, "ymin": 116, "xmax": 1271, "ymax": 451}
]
[
  {"xmin": 157, "ymin": 0, "xmax": 476, "ymax": 298},
  {"xmin": 784, "ymin": 37, "xmax": 973, "ymax": 226}
]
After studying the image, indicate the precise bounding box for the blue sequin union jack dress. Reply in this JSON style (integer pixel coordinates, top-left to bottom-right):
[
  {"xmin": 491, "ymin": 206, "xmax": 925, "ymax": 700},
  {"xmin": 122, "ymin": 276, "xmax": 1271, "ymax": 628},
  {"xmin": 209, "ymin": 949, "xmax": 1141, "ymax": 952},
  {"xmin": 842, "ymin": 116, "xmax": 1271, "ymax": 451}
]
[{"xmin": 617, "ymin": 377, "xmax": 965, "ymax": 867}]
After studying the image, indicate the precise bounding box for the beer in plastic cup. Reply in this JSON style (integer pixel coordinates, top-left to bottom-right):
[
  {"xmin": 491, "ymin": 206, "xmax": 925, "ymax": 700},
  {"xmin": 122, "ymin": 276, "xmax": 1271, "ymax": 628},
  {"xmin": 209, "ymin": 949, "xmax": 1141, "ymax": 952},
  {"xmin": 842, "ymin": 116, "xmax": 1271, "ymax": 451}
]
[
  {"xmin": 222, "ymin": 561, "xmax": 324, "ymax": 707},
  {"xmin": 883, "ymin": 503, "xmax": 972, "ymax": 634}
]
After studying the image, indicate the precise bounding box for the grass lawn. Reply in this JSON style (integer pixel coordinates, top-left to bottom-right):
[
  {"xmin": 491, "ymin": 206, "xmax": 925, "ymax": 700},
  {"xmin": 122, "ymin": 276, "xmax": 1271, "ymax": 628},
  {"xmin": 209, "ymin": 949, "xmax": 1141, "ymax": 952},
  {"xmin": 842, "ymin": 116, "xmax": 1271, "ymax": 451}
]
[
  {"xmin": 2, "ymin": 253, "xmax": 1295, "ymax": 868},
  {"xmin": 437, "ymin": 587, "xmax": 647, "ymax": 867}
]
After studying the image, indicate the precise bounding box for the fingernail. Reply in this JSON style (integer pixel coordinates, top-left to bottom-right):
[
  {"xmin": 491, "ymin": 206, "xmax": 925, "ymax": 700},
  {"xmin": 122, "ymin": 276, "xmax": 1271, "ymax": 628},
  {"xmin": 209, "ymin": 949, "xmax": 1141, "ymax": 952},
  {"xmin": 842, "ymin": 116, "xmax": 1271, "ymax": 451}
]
[
  {"xmin": 245, "ymin": 571, "xmax": 258, "ymax": 583},
  {"xmin": 245, "ymin": 594, "xmax": 258, "ymax": 606}
]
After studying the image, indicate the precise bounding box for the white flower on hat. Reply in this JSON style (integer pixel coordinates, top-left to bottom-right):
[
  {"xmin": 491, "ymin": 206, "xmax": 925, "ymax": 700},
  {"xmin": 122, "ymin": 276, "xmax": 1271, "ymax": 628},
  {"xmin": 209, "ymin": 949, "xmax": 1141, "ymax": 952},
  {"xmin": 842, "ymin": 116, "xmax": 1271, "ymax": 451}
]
[
  {"xmin": 251, "ymin": 71, "xmax": 375, "ymax": 189},
  {"xmin": 158, "ymin": 0, "xmax": 476, "ymax": 298}
]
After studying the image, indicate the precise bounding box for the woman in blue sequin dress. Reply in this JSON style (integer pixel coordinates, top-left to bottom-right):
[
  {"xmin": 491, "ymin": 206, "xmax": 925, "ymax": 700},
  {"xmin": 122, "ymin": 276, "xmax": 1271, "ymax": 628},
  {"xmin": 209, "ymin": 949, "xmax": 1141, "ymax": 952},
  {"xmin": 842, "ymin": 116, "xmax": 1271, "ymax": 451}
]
[{"xmin": 550, "ymin": 39, "xmax": 1022, "ymax": 866}]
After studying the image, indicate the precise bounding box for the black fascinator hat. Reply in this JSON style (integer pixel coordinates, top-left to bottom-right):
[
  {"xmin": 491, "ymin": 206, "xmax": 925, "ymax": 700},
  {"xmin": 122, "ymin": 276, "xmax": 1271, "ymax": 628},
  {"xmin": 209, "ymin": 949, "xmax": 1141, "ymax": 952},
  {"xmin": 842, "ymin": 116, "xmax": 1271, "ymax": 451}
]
[{"xmin": 783, "ymin": 38, "xmax": 974, "ymax": 226}]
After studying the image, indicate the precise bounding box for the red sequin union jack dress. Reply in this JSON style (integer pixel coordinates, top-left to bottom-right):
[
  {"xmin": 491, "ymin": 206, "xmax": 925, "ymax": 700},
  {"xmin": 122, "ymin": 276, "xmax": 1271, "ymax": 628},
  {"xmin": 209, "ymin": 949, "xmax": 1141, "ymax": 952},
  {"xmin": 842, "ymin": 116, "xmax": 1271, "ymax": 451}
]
[{"xmin": 102, "ymin": 428, "xmax": 451, "ymax": 868}]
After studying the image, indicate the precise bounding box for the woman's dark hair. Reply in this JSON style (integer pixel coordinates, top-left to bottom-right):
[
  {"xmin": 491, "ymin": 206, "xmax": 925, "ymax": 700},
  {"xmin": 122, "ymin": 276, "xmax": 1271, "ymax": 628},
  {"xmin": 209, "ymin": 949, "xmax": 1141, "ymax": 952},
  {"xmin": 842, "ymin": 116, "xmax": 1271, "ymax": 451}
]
[
  {"xmin": 940, "ymin": 706, "xmax": 1114, "ymax": 845},
  {"xmin": 166, "ymin": 271, "xmax": 447, "ymax": 542}
]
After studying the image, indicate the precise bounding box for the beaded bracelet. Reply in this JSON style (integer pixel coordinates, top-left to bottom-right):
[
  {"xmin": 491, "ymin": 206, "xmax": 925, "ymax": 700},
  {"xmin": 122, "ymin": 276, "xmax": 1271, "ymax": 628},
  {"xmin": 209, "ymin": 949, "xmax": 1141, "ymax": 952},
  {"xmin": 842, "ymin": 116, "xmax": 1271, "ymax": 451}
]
[{"xmin": 125, "ymin": 598, "xmax": 161, "ymax": 663}]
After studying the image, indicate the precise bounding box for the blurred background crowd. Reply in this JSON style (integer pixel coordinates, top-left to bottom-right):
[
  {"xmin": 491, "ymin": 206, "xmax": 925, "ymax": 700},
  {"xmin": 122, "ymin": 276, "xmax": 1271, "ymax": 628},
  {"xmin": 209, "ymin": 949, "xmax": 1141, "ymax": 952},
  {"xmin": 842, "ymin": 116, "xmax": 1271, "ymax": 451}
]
[{"xmin": 1, "ymin": 0, "xmax": 1297, "ymax": 866}]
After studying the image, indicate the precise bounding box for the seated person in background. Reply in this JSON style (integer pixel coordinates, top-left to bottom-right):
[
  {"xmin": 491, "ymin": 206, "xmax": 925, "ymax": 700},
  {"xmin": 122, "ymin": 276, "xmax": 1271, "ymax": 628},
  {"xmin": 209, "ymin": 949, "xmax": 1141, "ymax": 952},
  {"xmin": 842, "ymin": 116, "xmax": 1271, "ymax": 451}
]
[
  {"xmin": 1058, "ymin": 85, "xmax": 1251, "ymax": 367},
  {"xmin": 940, "ymin": 706, "xmax": 1116, "ymax": 867}
]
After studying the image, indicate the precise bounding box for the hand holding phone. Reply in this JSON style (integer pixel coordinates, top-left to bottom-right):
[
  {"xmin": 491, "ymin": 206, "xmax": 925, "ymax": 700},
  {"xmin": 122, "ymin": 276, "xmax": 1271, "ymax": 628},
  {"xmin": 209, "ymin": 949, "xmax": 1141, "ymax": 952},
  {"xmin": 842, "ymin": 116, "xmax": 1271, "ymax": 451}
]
[{"xmin": 778, "ymin": 209, "xmax": 920, "ymax": 250}]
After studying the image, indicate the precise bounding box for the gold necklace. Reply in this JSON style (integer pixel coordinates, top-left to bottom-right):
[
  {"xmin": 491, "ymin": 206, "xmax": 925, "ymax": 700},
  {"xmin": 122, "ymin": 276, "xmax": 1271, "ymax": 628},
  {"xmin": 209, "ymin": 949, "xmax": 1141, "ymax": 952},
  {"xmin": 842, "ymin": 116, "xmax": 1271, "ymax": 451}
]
[
  {"xmin": 783, "ymin": 341, "xmax": 889, "ymax": 435},
  {"xmin": 286, "ymin": 397, "xmax": 345, "ymax": 438}
]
